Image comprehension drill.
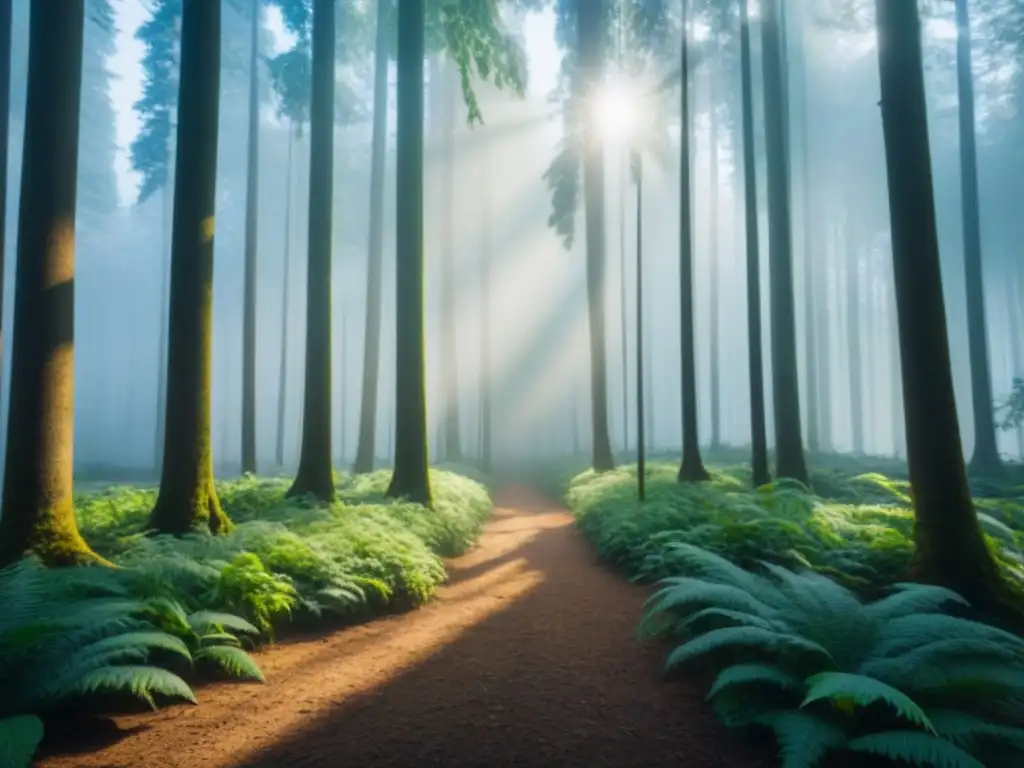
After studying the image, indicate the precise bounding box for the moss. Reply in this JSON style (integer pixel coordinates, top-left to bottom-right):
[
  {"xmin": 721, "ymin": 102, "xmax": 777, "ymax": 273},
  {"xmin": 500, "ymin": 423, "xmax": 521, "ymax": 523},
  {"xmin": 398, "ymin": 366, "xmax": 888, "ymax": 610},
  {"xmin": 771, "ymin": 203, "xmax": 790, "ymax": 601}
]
[{"xmin": 0, "ymin": 499, "xmax": 112, "ymax": 568}]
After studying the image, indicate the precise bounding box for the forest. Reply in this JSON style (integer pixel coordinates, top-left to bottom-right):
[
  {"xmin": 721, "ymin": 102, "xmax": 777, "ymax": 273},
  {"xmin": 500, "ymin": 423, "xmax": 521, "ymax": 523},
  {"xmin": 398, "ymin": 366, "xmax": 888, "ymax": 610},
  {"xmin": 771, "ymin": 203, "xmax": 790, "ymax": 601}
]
[{"xmin": 1, "ymin": 0, "xmax": 1024, "ymax": 766}]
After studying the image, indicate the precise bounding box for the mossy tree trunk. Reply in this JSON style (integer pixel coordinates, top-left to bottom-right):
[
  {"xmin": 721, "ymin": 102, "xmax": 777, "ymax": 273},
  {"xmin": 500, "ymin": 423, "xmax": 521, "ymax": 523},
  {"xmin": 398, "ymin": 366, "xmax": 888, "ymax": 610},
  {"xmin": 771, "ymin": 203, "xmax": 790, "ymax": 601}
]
[
  {"xmin": 677, "ymin": 0, "xmax": 710, "ymax": 483},
  {"xmin": 149, "ymin": 0, "xmax": 230, "ymax": 536},
  {"xmin": 760, "ymin": 0, "xmax": 808, "ymax": 484},
  {"xmin": 955, "ymin": 0, "xmax": 1001, "ymax": 477},
  {"xmin": 875, "ymin": 0, "xmax": 1004, "ymax": 608},
  {"xmin": 386, "ymin": 0, "xmax": 432, "ymax": 505},
  {"xmin": 739, "ymin": 0, "xmax": 770, "ymax": 488},
  {"xmin": 354, "ymin": 0, "xmax": 390, "ymax": 475},
  {"xmin": 0, "ymin": 0, "xmax": 106, "ymax": 566},
  {"xmin": 240, "ymin": 0, "xmax": 261, "ymax": 476},
  {"xmin": 287, "ymin": 0, "xmax": 335, "ymax": 502},
  {"xmin": 577, "ymin": 0, "xmax": 616, "ymax": 473}
]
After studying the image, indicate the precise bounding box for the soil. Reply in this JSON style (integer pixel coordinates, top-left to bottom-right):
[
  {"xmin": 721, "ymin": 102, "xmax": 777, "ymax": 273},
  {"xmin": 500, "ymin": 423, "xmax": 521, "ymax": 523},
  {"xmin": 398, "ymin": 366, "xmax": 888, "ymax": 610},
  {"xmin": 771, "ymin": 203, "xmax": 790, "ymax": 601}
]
[{"xmin": 36, "ymin": 487, "xmax": 772, "ymax": 768}]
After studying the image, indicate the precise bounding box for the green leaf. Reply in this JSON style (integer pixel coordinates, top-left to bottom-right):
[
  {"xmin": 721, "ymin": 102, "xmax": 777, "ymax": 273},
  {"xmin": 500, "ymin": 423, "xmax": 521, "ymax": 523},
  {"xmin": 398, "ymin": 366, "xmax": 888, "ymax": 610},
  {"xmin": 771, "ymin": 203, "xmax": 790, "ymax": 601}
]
[
  {"xmin": 0, "ymin": 716, "xmax": 44, "ymax": 768},
  {"xmin": 69, "ymin": 666, "xmax": 197, "ymax": 706},
  {"xmin": 666, "ymin": 626, "xmax": 833, "ymax": 670},
  {"xmin": 754, "ymin": 710, "xmax": 848, "ymax": 768},
  {"xmin": 194, "ymin": 645, "xmax": 265, "ymax": 683},
  {"xmin": 707, "ymin": 663, "xmax": 803, "ymax": 700},
  {"xmin": 802, "ymin": 672, "xmax": 935, "ymax": 734},
  {"xmin": 188, "ymin": 610, "xmax": 260, "ymax": 636},
  {"xmin": 846, "ymin": 730, "xmax": 986, "ymax": 768}
]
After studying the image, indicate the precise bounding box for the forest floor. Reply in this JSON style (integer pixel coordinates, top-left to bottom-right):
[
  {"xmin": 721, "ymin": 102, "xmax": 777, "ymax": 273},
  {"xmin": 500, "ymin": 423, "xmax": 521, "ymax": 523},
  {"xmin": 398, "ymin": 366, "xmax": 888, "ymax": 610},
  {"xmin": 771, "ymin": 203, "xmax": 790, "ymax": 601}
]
[{"xmin": 36, "ymin": 486, "xmax": 768, "ymax": 768}]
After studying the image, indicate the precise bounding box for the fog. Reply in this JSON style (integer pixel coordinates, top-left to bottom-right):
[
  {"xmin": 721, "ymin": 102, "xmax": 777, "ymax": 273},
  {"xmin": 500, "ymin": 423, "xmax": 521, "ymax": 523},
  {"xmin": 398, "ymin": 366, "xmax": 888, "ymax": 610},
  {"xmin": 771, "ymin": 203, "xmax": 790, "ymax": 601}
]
[{"xmin": 0, "ymin": 0, "xmax": 1021, "ymax": 481}]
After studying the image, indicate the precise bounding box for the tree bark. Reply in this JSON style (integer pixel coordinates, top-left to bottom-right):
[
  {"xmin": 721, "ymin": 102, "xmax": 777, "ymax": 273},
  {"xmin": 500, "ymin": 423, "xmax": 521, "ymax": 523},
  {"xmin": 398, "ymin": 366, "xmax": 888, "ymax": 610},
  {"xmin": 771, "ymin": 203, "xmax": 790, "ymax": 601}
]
[
  {"xmin": 0, "ymin": 0, "xmax": 12, "ymax": 441},
  {"xmin": 386, "ymin": 0, "xmax": 432, "ymax": 504},
  {"xmin": 739, "ymin": 0, "xmax": 770, "ymax": 488},
  {"xmin": 955, "ymin": 0, "xmax": 1001, "ymax": 476},
  {"xmin": 847, "ymin": 216, "xmax": 864, "ymax": 454},
  {"xmin": 677, "ymin": 0, "xmax": 710, "ymax": 482},
  {"xmin": 240, "ymin": 0, "xmax": 260, "ymax": 475},
  {"xmin": 577, "ymin": 0, "xmax": 615, "ymax": 472},
  {"xmin": 287, "ymin": 0, "xmax": 335, "ymax": 502},
  {"xmin": 875, "ymin": 0, "xmax": 1004, "ymax": 608},
  {"xmin": 760, "ymin": 0, "xmax": 808, "ymax": 484},
  {"xmin": 275, "ymin": 121, "xmax": 295, "ymax": 471},
  {"xmin": 353, "ymin": 0, "xmax": 390, "ymax": 474},
  {"xmin": 0, "ymin": 0, "xmax": 106, "ymax": 566},
  {"xmin": 148, "ymin": 0, "xmax": 230, "ymax": 536}
]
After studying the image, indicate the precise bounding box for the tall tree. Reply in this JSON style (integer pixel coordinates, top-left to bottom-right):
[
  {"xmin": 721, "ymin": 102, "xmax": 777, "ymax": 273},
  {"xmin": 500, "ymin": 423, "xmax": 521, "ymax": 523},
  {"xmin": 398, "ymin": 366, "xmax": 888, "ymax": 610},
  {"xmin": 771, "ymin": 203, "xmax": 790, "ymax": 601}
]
[
  {"xmin": 760, "ymin": 0, "xmax": 808, "ymax": 484},
  {"xmin": 386, "ymin": 0, "xmax": 431, "ymax": 503},
  {"xmin": 353, "ymin": 0, "xmax": 391, "ymax": 474},
  {"xmin": 240, "ymin": 0, "xmax": 261, "ymax": 475},
  {"xmin": 0, "ymin": 0, "xmax": 11, "ymax": 410},
  {"xmin": 738, "ymin": 0, "xmax": 769, "ymax": 487},
  {"xmin": 149, "ymin": 0, "xmax": 230, "ymax": 535},
  {"xmin": 578, "ymin": 0, "xmax": 615, "ymax": 472},
  {"xmin": 275, "ymin": 120, "xmax": 297, "ymax": 470},
  {"xmin": 0, "ymin": 0, "xmax": 105, "ymax": 566},
  {"xmin": 708, "ymin": 66, "xmax": 721, "ymax": 450},
  {"xmin": 479, "ymin": 140, "xmax": 493, "ymax": 473},
  {"xmin": 287, "ymin": 0, "xmax": 335, "ymax": 502},
  {"xmin": 955, "ymin": 0, "xmax": 1001, "ymax": 477},
  {"xmin": 875, "ymin": 0, "xmax": 1004, "ymax": 608},
  {"xmin": 677, "ymin": 0, "xmax": 710, "ymax": 482},
  {"xmin": 439, "ymin": 62, "xmax": 462, "ymax": 462}
]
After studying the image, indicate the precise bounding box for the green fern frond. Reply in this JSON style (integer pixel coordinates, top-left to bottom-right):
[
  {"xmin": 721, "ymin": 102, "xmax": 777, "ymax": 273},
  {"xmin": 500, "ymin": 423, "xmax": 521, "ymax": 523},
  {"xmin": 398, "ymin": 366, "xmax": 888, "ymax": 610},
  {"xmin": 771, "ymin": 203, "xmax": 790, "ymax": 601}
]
[
  {"xmin": 193, "ymin": 646, "xmax": 264, "ymax": 682},
  {"xmin": 866, "ymin": 583, "xmax": 970, "ymax": 621},
  {"xmin": 666, "ymin": 626, "xmax": 834, "ymax": 671},
  {"xmin": 661, "ymin": 542, "xmax": 781, "ymax": 596},
  {"xmin": 926, "ymin": 708, "xmax": 1024, "ymax": 749},
  {"xmin": 674, "ymin": 606, "xmax": 786, "ymax": 636},
  {"xmin": 188, "ymin": 611, "xmax": 260, "ymax": 636},
  {"xmin": 707, "ymin": 663, "xmax": 803, "ymax": 700},
  {"xmin": 875, "ymin": 614, "xmax": 1024, "ymax": 659},
  {"xmin": 0, "ymin": 715, "xmax": 44, "ymax": 768},
  {"xmin": 199, "ymin": 632, "xmax": 242, "ymax": 647},
  {"xmin": 644, "ymin": 579, "xmax": 779, "ymax": 622},
  {"xmin": 846, "ymin": 730, "xmax": 986, "ymax": 768},
  {"xmin": 802, "ymin": 672, "xmax": 935, "ymax": 733},
  {"xmin": 755, "ymin": 709, "xmax": 849, "ymax": 768},
  {"xmin": 67, "ymin": 666, "xmax": 197, "ymax": 707}
]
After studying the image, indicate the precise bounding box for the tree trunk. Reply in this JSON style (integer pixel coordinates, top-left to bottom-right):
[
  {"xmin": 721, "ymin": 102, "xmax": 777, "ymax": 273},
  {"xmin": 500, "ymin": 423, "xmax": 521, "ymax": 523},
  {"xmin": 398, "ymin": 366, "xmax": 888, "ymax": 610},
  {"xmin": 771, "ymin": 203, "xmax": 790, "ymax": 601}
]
[
  {"xmin": 739, "ymin": 0, "xmax": 770, "ymax": 488},
  {"xmin": 816, "ymin": 194, "xmax": 833, "ymax": 453},
  {"xmin": 760, "ymin": 0, "xmax": 808, "ymax": 484},
  {"xmin": 287, "ymin": 0, "xmax": 335, "ymax": 502},
  {"xmin": 386, "ymin": 0, "xmax": 432, "ymax": 504},
  {"xmin": 619, "ymin": 152, "xmax": 629, "ymax": 454},
  {"xmin": 154, "ymin": 141, "xmax": 175, "ymax": 471},
  {"xmin": 353, "ymin": 0, "xmax": 390, "ymax": 474},
  {"xmin": 577, "ymin": 0, "xmax": 615, "ymax": 472},
  {"xmin": 1006, "ymin": 264, "xmax": 1023, "ymax": 460},
  {"xmin": 634, "ymin": 153, "xmax": 646, "ymax": 500},
  {"xmin": 0, "ymin": 0, "xmax": 105, "ymax": 566},
  {"xmin": 955, "ymin": 0, "xmax": 1001, "ymax": 476},
  {"xmin": 875, "ymin": 0, "xmax": 1004, "ymax": 608},
  {"xmin": 479, "ymin": 141, "xmax": 493, "ymax": 473},
  {"xmin": 275, "ymin": 121, "xmax": 295, "ymax": 471},
  {"xmin": 677, "ymin": 0, "xmax": 710, "ymax": 482},
  {"xmin": 847, "ymin": 219, "xmax": 864, "ymax": 453},
  {"xmin": 339, "ymin": 306, "xmax": 347, "ymax": 463},
  {"xmin": 0, "ymin": 0, "xmax": 12, "ymax": 437},
  {"xmin": 439, "ymin": 63, "xmax": 462, "ymax": 462},
  {"xmin": 240, "ymin": 0, "xmax": 260, "ymax": 475},
  {"xmin": 708, "ymin": 68, "xmax": 721, "ymax": 450},
  {"xmin": 148, "ymin": 0, "xmax": 230, "ymax": 536}
]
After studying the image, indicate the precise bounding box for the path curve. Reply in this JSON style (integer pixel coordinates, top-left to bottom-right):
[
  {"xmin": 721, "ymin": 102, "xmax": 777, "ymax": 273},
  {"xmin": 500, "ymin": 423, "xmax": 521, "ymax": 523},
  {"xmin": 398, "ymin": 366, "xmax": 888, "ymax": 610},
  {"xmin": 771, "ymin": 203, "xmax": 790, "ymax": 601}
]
[{"xmin": 39, "ymin": 487, "xmax": 768, "ymax": 768}]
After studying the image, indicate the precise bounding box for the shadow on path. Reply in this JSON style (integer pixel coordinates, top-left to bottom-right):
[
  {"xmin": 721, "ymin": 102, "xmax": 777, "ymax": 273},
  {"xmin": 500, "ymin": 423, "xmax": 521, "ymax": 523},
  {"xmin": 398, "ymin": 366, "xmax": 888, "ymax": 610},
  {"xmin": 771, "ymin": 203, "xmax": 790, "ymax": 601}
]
[{"xmin": 38, "ymin": 487, "xmax": 768, "ymax": 768}]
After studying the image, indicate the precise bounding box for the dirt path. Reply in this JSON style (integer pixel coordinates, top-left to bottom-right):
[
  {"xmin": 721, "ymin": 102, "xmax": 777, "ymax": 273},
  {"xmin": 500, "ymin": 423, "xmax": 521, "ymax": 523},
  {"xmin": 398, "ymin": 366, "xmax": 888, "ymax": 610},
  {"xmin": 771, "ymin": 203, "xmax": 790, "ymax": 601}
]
[{"xmin": 38, "ymin": 488, "xmax": 769, "ymax": 768}]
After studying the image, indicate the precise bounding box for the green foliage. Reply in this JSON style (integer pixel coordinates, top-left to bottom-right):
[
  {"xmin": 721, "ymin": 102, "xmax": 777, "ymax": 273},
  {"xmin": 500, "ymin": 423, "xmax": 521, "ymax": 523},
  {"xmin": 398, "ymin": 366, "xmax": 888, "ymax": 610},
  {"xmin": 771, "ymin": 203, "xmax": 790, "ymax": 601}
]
[
  {"xmin": 643, "ymin": 545, "xmax": 1024, "ymax": 767},
  {"xmin": 75, "ymin": 469, "xmax": 492, "ymax": 636},
  {"xmin": 0, "ymin": 558, "xmax": 265, "ymax": 768},
  {"xmin": 567, "ymin": 461, "xmax": 1024, "ymax": 595}
]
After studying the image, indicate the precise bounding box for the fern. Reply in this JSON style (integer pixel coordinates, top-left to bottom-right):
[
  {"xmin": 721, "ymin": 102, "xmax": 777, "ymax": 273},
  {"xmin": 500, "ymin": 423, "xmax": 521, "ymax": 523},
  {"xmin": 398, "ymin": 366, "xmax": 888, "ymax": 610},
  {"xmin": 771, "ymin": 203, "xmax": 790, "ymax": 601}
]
[
  {"xmin": 707, "ymin": 663, "xmax": 802, "ymax": 699},
  {"xmin": 0, "ymin": 716, "xmax": 44, "ymax": 768},
  {"xmin": 801, "ymin": 672, "xmax": 936, "ymax": 733},
  {"xmin": 846, "ymin": 731, "xmax": 986, "ymax": 768},
  {"xmin": 194, "ymin": 645, "xmax": 265, "ymax": 682},
  {"xmin": 754, "ymin": 710, "xmax": 848, "ymax": 768},
  {"xmin": 68, "ymin": 665, "xmax": 197, "ymax": 706}
]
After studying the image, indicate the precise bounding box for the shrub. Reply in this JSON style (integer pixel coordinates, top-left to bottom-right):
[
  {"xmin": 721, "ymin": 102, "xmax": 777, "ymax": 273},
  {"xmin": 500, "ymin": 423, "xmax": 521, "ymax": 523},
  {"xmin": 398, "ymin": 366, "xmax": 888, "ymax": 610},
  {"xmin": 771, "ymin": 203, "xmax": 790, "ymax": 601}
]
[
  {"xmin": 642, "ymin": 544, "xmax": 1024, "ymax": 768},
  {"xmin": 0, "ymin": 559, "xmax": 262, "ymax": 768}
]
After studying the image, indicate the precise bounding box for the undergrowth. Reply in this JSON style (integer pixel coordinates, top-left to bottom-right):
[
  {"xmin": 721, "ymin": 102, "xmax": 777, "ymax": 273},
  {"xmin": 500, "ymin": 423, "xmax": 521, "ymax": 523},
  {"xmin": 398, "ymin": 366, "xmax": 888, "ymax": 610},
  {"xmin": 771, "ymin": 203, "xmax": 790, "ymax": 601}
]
[
  {"xmin": 642, "ymin": 544, "xmax": 1024, "ymax": 767},
  {"xmin": 567, "ymin": 460, "xmax": 1024, "ymax": 595},
  {"xmin": 76, "ymin": 469, "xmax": 493, "ymax": 633}
]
